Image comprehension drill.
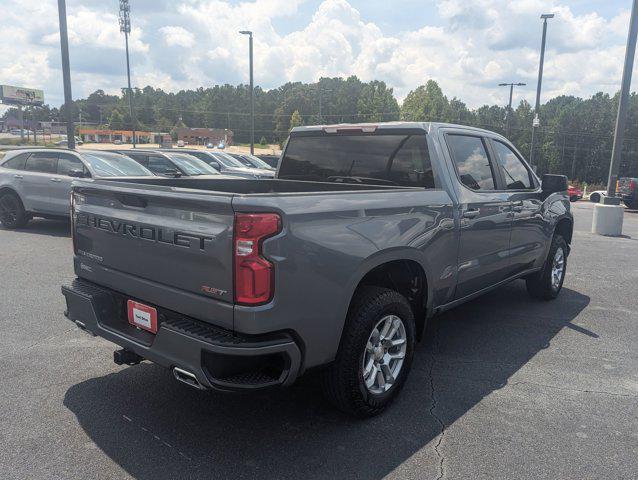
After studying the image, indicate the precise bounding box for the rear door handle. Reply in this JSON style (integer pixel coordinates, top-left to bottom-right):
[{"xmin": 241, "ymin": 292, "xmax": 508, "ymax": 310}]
[
  {"xmin": 50, "ymin": 178, "xmax": 62, "ymax": 183},
  {"xmin": 462, "ymin": 209, "xmax": 480, "ymax": 219},
  {"xmin": 13, "ymin": 174, "xmax": 23, "ymax": 179},
  {"xmin": 512, "ymin": 201, "xmax": 524, "ymax": 212}
]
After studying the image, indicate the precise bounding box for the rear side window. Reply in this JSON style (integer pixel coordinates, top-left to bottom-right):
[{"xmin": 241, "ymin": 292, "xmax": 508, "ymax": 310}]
[
  {"xmin": 2, "ymin": 153, "xmax": 30, "ymax": 170},
  {"xmin": 492, "ymin": 141, "xmax": 533, "ymax": 190},
  {"xmin": 279, "ymin": 134, "xmax": 435, "ymax": 188},
  {"xmin": 57, "ymin": 153, "xmax": 86, "ymax": 176},
  {"xmin": 25, "ymin": 152, "xmax": 58, "ymax": 174},
  {"xmin": 446, "ymin": 135, "xmax": 496, "ymax": 191}
]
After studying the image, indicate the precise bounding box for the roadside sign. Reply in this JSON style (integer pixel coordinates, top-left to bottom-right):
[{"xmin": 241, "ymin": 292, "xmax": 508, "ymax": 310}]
[{"xmin": 0, "ymin": 85, "xmax": 44, "ymax": 106}]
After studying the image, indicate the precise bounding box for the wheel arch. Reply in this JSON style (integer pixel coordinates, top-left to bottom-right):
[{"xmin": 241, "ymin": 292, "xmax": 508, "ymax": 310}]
[
  {"xmin": 554, "ymin": 216, "xmax": 573, "ymax": 245},
  {"xmin": 342, "ymin": 249, "xmax": 432, "ymax": 341},
  {"xmin": 0, "ymin": 186, "xmax": 25, "ymax": 207}
]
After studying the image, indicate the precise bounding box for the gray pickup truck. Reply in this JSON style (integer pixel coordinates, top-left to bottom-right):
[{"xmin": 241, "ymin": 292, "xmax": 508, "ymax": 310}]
[{"xmin": 62, "ymin": 122, "xmax": 573, "ymax": 417}]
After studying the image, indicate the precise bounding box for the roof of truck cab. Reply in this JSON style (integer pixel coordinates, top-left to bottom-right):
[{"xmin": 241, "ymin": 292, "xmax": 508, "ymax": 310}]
[{"xmin": 290, "ymin": 122, "xmax": 500, "ymax": 136}]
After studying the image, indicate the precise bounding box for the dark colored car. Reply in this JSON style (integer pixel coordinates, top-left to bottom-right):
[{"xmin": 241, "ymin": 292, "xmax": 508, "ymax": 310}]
[
  {"xmin": 109, "ymin": 150, "xmax": 220, "ymax": 177},
  {"xmin": 618, "ymin": 177, "xmax": 638, "ymax": 209},
  {"xmin": 62, "ymin": 122, "xmax": 573, "ymax": 417}
]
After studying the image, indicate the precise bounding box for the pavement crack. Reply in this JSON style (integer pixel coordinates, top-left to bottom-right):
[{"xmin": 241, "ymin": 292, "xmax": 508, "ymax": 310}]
[
  {"xmin": 509, "ymin": 380, "xmax": 637, "ymax": 398},
  {"xmin": 427, "ymin": 326, "xmax": 446, "ymax": 480}
]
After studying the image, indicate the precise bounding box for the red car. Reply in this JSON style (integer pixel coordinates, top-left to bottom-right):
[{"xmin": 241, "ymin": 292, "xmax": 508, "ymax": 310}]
[{"xmin": 568, "ymin": 185, "xmax": 583, "ymax": 202}]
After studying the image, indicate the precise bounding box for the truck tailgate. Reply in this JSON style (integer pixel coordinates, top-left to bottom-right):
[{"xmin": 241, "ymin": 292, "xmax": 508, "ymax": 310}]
[{"xmin": 72, "ymin": 182, "xmax": 235, "ymax": 329}]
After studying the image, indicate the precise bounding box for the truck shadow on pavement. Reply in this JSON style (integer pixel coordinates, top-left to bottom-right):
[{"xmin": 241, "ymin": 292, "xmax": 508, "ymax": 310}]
[
  {"xmin": 63, "ymin": 282, "xmax": 590, "ymax": 480},
  {"xmin": 8, "ymin": 218, "xmax": 71, "ymax": 237}
]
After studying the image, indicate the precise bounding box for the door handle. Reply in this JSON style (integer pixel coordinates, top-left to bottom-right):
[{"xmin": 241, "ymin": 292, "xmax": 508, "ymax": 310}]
[
  {"xmin": 462, "ymin": 209, "xmax": 480, "ymax": 219},
  {"xmin": 50, "ymin": 178, "xmax": 62, "ymax": 183},
  {"xmin": 13, "ymin": 174, "xmax": 23, "ymax": 179},
  {"xmin": 512, "ymin": 201, "xmax": 524, "ymax": 212}
]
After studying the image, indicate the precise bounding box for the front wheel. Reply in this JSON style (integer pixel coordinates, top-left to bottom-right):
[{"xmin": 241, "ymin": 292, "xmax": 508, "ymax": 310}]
[
  {"xmin": 322, "ymin": 287, "xmax": 415, "ymax": 417},
  {"xmin": 589, "ymin": 193, "xmax": 601, "ymax": 203},
  {"xmin": 624, "ymin": 199, "xmax": 638, "ymax": 210},
  {"xmin": 526, "ymin": 235, "xmax": 568, "ymax": 300},
  {"xmin": 569, "ymin": 195, "xmax": 579, "ymax": 203},
  {"xmin": 0, "ymin": 192, "xmax": 28, "ymax": 229}
]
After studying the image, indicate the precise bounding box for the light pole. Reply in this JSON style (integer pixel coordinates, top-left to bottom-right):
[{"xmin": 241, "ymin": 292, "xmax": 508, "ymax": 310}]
[
  {"xmin": 529, "ymin": 13, "xmax": 555, "ymax": 169},
  {"xmin": 592, "ymin": 0, "xmax": 638, "ymax": 237},
  {"xmin": 239, "ymin": 30, "xmax": 254, "ymax": 154},
  {"xmin": 57, "ymin": 0, "xmax": 75, "ymax": 149},
  {"xmin": 498, "ymin": 82, "xmax": 526, "ymax": 138},
  {"xmin": 119, "ymin": 0, "xmax": 136, "ymax": 147}
]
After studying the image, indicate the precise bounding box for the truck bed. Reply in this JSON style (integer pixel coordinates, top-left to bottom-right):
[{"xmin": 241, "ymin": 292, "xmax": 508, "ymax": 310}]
[{"xmin": 98, "ymin": 177, "xmax": 412, "ymax": 195}]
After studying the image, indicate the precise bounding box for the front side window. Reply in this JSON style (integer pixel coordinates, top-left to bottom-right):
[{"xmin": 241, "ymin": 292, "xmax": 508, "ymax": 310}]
[
  {"xmin": 25, "ymin": 152, "xmax": 57, "ymax": 174},
  {"xmin": 148, "ymin": 155, "xmax": 174, "ymax": 173},
  {"xmin": 492, "ymin": 141, "xmax": 533, "ymax": 190},
  {"xmin": 446, "ymin": 135, "xmax": 495, "ymax": 191},
  {"xmin": 57, "ymin": 153, "xmax": 85, "ymax": 176},
  {"xmin": 279, "ymin": 133, "xmax": 435, "ymax": 187},
  {"xmin": 2, "ymin": 153, "xmax": 30, "ymax": 170}
]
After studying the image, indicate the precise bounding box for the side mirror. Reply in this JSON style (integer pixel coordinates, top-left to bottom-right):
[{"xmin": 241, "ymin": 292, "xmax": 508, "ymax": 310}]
[
  {"xmin": 68, "ymin": 169, "xmax": 86, "ymax": 178},
  {"xmin": 542, "ymin": 174, "xmax": 568, "ymax": 197},
  {"xmin": 209, "ymin": 161, "xmax": 220, "ymax": 171}
]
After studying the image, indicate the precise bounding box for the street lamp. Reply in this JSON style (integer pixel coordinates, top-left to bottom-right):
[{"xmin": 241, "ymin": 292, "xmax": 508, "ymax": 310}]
[
  {"xmin": 239, "ymin": 30, "xmax": 254, "ymax": 154},
  {"xmin": 119, "ymin": 0, "xmax": 136, "ymax": 147},
  {"xmin": 592, "ymin": 0, "xmax": 638, "ymax": 236},
  {"xmin": 498, "ymin": 82, "xmax": 526, "ymax": 138},
  {"xmin": 529, "ymin": 13, "xmax": 555, "ymax": 169}
]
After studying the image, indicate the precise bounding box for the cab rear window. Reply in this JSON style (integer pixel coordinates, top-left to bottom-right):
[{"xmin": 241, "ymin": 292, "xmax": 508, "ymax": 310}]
[{"xmin": 279, "ymin": 134, "xmax": 435, "ymax": 188}]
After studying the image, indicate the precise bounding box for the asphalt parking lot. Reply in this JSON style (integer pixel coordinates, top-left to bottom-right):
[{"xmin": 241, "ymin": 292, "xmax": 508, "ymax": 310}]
[{"xmin": 0, "ymin": 202, "xmax": 636, "ymax": 480}]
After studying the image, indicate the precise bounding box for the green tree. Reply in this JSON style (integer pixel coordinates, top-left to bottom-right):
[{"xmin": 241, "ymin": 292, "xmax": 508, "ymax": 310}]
[
  {"xmin": 108, "ymin": 109, "xmax": 124, "ymax": 130},
  {"xmin": 401, "ymin": 80, "xmax": 449, "ymax": 121},
  {"xmin": 289, "ymin": 110, "xmax": 303, "ymax": 131}
]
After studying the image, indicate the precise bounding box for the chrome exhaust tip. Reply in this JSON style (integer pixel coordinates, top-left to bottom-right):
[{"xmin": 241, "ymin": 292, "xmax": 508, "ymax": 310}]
[{"xmin": 172, "ymin": 367, "xmax": 206, "ymax": 390}]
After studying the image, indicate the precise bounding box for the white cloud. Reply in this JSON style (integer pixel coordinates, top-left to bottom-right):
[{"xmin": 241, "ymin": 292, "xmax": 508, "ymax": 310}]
[
  {"xmin": 160, "ymin": 26, "xmax": 195, "ymax": 48},
  {"xmin": 0, "ymin": 0, "xmax": 634, "ymax": 115}
]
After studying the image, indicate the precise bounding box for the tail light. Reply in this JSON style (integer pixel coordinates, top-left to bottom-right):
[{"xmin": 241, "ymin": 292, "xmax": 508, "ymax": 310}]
[
  {"xmin": 70, "ymin": 191, "xmax": 77, "ymax": 254},
  {"xmin": 630, "ymin": 179, "xmax": 636, "ymax": 192},
  {"xmin": 233, "ymin": 213, "xmax": 281, "ymax": 305}
]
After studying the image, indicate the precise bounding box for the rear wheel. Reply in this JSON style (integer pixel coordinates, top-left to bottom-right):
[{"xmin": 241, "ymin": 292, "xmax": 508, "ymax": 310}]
[
  {"xmin": 569, "ymin": 195, "xmax": 579, "ymax": 203},
  {"xmin": 322, "ymin": 287, "xmax": 415, "ymax": 417},
  {"xmin": 624, "ymin": 199, "xmax": 638, "ymax": 209},
  {"xmin": 0, "ymin": 192, "xmax": 28, "ymax": 229},
  {"xmin": 526, "ymin": 235, "xmax": 567, "ymax": 300},
  {"xmin": 589, "ymin": 192, "xmax": 601, "ymax": 203}
]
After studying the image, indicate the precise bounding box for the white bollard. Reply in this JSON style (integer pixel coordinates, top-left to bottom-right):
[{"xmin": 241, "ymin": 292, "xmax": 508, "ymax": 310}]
[{"xmin": 592, "ymin": 204, "xmax": 624, "ymax": 236}]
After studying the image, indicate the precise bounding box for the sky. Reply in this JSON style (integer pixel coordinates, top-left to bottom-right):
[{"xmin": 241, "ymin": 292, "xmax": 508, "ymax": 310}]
[{"xmin": 0, "ymin": 0, "xmax": 633, "ymax": 114}]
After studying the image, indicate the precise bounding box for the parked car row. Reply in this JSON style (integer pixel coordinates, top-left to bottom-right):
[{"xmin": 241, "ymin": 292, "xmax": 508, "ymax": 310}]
[{"xmin": 0, "ymin": 147, "xmax": 276, "ymax": 229}]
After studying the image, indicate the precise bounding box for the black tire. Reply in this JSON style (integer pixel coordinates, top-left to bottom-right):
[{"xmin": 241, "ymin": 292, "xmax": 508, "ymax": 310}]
[
  {"xmin": 0, "ymin": 192, "xmax": 28, "ymax": 229},
  {"xmin": 321, "ymin": 287, "xmax": 415, "ymax": 417},
  {"xmin": 569, "ymin": 195, "xmax": 578, "ymax": 203},
  {"xmin": 623, "ymin": 200, "xmax": 638, "ymax": 210},
  {"xmin": 526, "ymin": 234, "xmax": 568, "ymax": 300},
  {"xmin": 590, "ymin": 193, "xmax": 601, "ymax": 203}
]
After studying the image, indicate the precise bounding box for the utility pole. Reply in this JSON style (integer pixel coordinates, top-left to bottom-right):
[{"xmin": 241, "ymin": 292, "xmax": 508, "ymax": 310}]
[
  {"xmin": 119, "ymin": 0, "xmax": 136, "ymax": 147},
  {"xmin": 240, "ymin": 30, "xmax": 254, "ymax": 154},
  {"xmin": 592, "ymin": 0, "xmax": 638, "ymax": 236},
  {"xmin": 529, "ymin": 13, "xmax": 554, "ymax": 169},
  {"xmin": 498, "ymin": 82, "xmax": 526, "ymax": 138},
  {"xmin": 57, "ymin": 0, "xmax": 75, "ymax": 149}
]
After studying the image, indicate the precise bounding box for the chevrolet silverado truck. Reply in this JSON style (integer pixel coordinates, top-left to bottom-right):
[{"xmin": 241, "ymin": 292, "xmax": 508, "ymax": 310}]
[{"xmin": 62, "ymin": 122, "xmax": 573, "ymax": 417}]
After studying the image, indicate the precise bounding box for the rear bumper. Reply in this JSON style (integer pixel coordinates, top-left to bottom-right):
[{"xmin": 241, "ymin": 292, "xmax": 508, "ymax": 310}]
[{"xmin": 61, "ymin": 278, "xmax": 302, "ymax": 391}]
